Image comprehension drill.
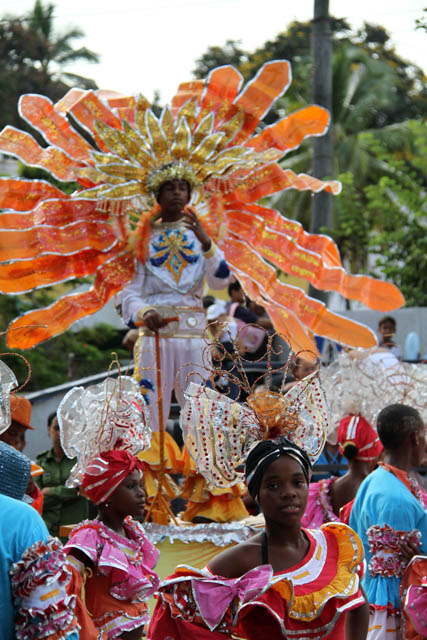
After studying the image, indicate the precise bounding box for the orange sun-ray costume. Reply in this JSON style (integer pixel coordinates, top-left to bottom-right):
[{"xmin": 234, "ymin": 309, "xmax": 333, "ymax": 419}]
[{"xmin": 0, "ymin": 60, "xmax": 403, "ymax": 354}]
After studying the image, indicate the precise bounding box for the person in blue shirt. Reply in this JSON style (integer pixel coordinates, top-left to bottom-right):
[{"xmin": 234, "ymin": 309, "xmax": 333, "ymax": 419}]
[{"xmin": 350, "ymin": 404, "xmax": 427, "ymax": 640}]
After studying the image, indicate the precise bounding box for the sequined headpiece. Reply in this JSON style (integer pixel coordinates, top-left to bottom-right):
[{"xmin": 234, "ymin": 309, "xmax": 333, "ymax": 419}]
[
  {"xmin": 0, "ymin": 359, "xmax": 18, "ymax": 435},
  {"xmin": 58, "ymin": 373, "xmax": 151, "ymax": 488},
  {"xmin": 320, "ymin": 347, "xmax": 427, "ymax": 439},
  {"xmin": 180, "ymin": 335, "xmax": 329, "ymax": 489}
]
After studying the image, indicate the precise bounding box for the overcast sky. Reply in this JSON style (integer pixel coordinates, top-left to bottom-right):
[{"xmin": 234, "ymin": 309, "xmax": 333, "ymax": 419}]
[{"xmin": 3, "ymin": 0, "xmax": 426, "ymax": 102}]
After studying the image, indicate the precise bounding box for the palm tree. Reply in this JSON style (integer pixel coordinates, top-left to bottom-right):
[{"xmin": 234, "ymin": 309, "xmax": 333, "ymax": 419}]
[{"xmin": 27, "ymin": 0, "xmax": 99, "ymax": 85}]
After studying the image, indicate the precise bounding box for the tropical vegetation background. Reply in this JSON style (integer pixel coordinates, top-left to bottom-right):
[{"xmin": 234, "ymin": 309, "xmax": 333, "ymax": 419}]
[{"xmin": 0, "ymin": 1, "xmax": 425, "ymax": 389}]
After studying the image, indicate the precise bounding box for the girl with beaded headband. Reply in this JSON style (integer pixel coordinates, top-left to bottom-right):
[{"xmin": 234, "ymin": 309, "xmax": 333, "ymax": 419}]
[
  {"xmin": 57, "ymin": 368, "xmax": 160, "ymax": 639},
  {"xmin": 148, "ymin": 337, "xmax": 369, "ymax": 639}
]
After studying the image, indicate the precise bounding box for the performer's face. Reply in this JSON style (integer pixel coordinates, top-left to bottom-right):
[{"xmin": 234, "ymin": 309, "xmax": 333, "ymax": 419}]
[
  {"xmin": 157, "ymin": 179, "xmax": 190, "ymax": 217},
  {"xmin": 258, "ymin": 455, "xmax": 308, "ymax": 527},
  {"xmin": 110, "ymin": 470, "xmax": 146, "ymax": 518}
]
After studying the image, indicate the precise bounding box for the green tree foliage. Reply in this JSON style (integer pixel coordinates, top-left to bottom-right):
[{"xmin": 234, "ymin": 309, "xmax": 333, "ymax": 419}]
[
  {"xmin": 0, "ymin": 321, "xmax": 129, "ymax": 392},
  {"xmin": 27, "ymin": 0, "xmax": 99, "ymax": 83},
  {"xmin": 0, "ymin": 0, "xmax": 99, "ymax": 130},
  {"xmin": 364, "ymin": 122, "xmax": 427, "ymax": 307}
]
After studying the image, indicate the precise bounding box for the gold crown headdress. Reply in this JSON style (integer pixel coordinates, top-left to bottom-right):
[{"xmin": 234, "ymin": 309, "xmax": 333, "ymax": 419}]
[
  {"xmin": 58, "ymin": 365, "xmax": 151, "ymax": 488},
  {"xmin": 180, "ymin": 334, "xmax": 328, "ymax": 489},
  {"xmin": 0, "ymin": 61, "xmax": 404, "ymax": 352}
]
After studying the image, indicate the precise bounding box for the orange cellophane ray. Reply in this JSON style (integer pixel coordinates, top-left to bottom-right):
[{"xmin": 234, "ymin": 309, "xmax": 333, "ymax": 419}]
[
  {"xmin": 171, "ymin": 81, "xmax": 204, "ymax": 120},
  {"xmin": 19, "ymin": 94, "xmax": 92, "ymax": 164},
  {"xmin": 0, "ymin": 199, "xmax": 107, "ymax": 230},
  {"xmin": 226, "ymin": 207, "xmax": 405, "ymax": 312},
  {"xmin": 225, "ymin": 203, "xmax": 341, "ymax": 266},
  {"xmin": 224, "ymin": 238, "xmax": 377, "ymax": 349},
  {"xmin": 103, "ymin": 94, "xmax": 135, "ymax": 109},
  {"xmin": 232, "ymin": 61, "xmax": 291, "ymax": 145},
  {"xmin": 226, "ymin": 258, "xmax": 317, "ymax": 353},
  {"xmin": 197, "ymin": 66, "xmax": 243, "ymax": 127},
  {"xmin": 55, "ymin": 88, "xmax": 87, "ymax": 114},
  {"xmin": 0, "ymin": 178, "xmax": 68, "ymax": 212},
  {"xmin": 248, "ymin": 105, "xmax": 330, "ymax": 154},
  {"xmin": 67, "ymin": 91, "xmax": 122, "ymax": 151},
  {"xmin": 114, "ymin": 107, "xmax": 137, "ymax": 124},
  {"xmin": 6, "ymin": 251, "xmax": 135, "ymax": 349},
  {"xmin": 0, "ymin": 244, "xmax": 124, "ymax": 294},
  {"xmin": 242, "ymin": 276, "xmax": 318, "ymax": 354},
  {"xmin": 227, "ymin": 163, "xmax": 341, "ymax": 203},
  {"xmin": 0, "ymin": 220, "xmax": 117, "ymax": 262},
  {"xmin": 0, "ymin": 126, "xmax": 83, "ymax": 182}
]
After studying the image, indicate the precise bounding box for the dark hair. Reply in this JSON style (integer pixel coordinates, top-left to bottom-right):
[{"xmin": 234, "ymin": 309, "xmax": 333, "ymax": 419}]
[
  {"xmin": 377, "ymin": 404, "xmax": 422, "ymax": 450},
  {"xmin": 342, "ymin": 442, "xmax": 359, "ymax": 460},
  {"xmin": 47, "ymin": 411, "xmax": 57, "ymax": 428},
  {"xmin": 228, "ymin": 280, "xmax": 241, "ymax": 297},
  {"xmin": 378, "ymin": 316, "xmax": 396, "ymax": 330},
  {"xmin": 203, "ymin": 295, "xmax": 216, "ymax": 309}
]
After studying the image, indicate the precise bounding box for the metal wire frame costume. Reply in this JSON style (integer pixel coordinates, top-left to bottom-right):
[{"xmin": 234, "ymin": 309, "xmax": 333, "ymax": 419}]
[{"xmin": 0, "ymin": 60, "xmax": 404, "ymax": 352}]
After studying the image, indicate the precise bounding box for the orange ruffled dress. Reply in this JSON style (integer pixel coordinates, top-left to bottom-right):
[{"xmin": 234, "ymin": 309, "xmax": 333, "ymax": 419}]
[
  {"xmin": 148, "ymin": 522, "xmax": 365, "ymax": 639},
  {"xmin": 64, "ymin": 517, "xmax": 159, "ymax": 639}
]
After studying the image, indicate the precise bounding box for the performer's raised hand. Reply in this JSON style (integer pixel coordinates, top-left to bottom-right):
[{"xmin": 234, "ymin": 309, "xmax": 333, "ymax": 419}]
[{"xmin": 182, "ymin": 206, "xmax": 212, "ymax": 252}]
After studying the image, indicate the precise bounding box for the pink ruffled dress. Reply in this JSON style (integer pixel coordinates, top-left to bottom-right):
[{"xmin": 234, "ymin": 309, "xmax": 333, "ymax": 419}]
[
  {"xmin": 301, "ymin": 477, "xmax": 339, "ymax": 528},
  {"xmin": 64, "ymin": 517, "xmax": 159, "ymax": 639}
]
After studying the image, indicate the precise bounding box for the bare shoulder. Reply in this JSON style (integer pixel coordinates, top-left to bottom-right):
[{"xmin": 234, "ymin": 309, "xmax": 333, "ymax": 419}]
[{"xmin": 207, "ymin": 533, "xmax": 263, "ymax": 578}]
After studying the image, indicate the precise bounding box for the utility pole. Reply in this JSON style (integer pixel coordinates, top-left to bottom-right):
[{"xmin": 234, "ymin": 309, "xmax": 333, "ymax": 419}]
[{"xmin": 310, "ymin": 0, "xmax": 333, "ymax": 302}]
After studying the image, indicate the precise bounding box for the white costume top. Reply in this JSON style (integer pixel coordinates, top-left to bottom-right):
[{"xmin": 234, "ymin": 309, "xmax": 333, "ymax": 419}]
[{"xmin": 121, "ymin": 221, "xmax": 232, "ymax": 326}]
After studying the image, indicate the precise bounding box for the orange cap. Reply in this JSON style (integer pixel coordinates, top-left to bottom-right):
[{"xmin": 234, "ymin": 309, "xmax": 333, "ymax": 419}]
[{"xmin": 10, "ymin": 395, "xmax": 34, "ymax": 430}]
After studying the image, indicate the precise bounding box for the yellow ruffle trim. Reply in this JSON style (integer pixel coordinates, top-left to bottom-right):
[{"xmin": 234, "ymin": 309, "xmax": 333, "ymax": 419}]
[
  {"xmin": 138, "ymin": 430, "xmax": 183, "ymax": 474},
  {"xmin": 181, "ymin": 492, "xmax": 249, "ymax": 523},
  {"xmin": 271, "ymin": 523, "xmax": 364, "ymax": 622}
]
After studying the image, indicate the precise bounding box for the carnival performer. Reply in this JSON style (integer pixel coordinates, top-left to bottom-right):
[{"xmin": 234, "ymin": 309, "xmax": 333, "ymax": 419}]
[
  {"xmin": 58, "ymin": 373, "xmax": 159, "ymax": 639},
  {"xmin": 120, "ymin": 175, "xmax": 233, "ymax": 429},
  {"xmin": 148, "ymin": 342, "xmax": 368, "ymax": 639},
  {"xmin": 302, "ymin": 414, "xmax": 382, "ymax": 528},
  {"xmin": 400, "ymin": 554, "xmax": 427, "ymax": 639},
  {"xmin": 148, "ymin": 437, "xmax": 368, "ymax": 640},
  {"xmin": 119, "ymin": 174, "xmax": 239, "ymax": 519},
  {"xmin": 350, "ymin": 404, "xmax": 427, "ymax": 640}
]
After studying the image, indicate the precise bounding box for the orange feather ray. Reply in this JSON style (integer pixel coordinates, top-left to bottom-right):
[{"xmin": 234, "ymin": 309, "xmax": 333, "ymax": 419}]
[
  {"xmin": 248, "ymin": 105, "xmax": 330, "ymax": 154},
  {"xmin": 0, "ymin": 127, "xmax": 84, "ymax": 182},
  {"xmin": 224, "ymin": 238, "xmax": 377, "ymax": 349},
  {"xmin": 171, "ymin": 81, "xmax": 204, "ymax": 120},
  {"xmin": 0, "ymin": 245, "xmax": 124, "ymax": 294},
  {"xmin": 67, "ymin": 91, "xmax": 122, "ymax": 151},
  {"xmin": 232, "ymin": 61, "xmax": 291, "ymax": 145},
  {"xmin": 55, "ymin": 88, "xmax": 87, "ymax": 114},
  {"xmin": 0, "ymin": 199, "xmax": 107, "ymax": 230},
  {"xmin": 197, "ymin": 66, "xmax": 243, "ymax": 127},
  {"xmin": 226, "ymin": 208, "xmax": 405, "ymax": 312},
  {"xmin": 225, "ymin": 204, "xmax": 342, "ymax": 267},
  {"xmin": 0, "ymin": 179, "xmax": 68, "ymax": 212},
  {"xmin": 228, "ymin": 163, "xmax": 341, "ymax": 204},
  {"xmin": 19, "ymin": 94, "xmax": 92, "ymax": 164},
  {"xmin": 228, "ymin": 265, "xmax": 317, "ymax": 353},
  {"xmin": 6, "ymin": 251, "xmax": 135, "ymax": 349},
  {"xmin": 0, "ymin": 220, "xmax": 117, "ymax": 262}
]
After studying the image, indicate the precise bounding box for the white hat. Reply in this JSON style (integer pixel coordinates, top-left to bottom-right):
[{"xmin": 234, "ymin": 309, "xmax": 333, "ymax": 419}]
[{"xmin": 206, "ymin": 301, "xmax": 227, "ymax": 321}]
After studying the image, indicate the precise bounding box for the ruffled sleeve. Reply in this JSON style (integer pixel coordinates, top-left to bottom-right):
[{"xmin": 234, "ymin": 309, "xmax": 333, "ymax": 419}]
[{"xmin": 10, "ymin": 537, "xmax": 79, "ymax": 640}]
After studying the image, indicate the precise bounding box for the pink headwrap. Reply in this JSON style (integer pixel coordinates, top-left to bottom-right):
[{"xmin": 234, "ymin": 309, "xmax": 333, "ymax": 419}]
[{"xmin": 80, "ymin": 450, "xmax": 144, "ymax": 505}]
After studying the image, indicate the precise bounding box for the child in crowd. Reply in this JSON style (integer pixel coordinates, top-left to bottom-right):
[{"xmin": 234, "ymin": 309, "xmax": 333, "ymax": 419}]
[{"xmin": 57, "ymin": 374, "xmax": 159, "ymax": 639}]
